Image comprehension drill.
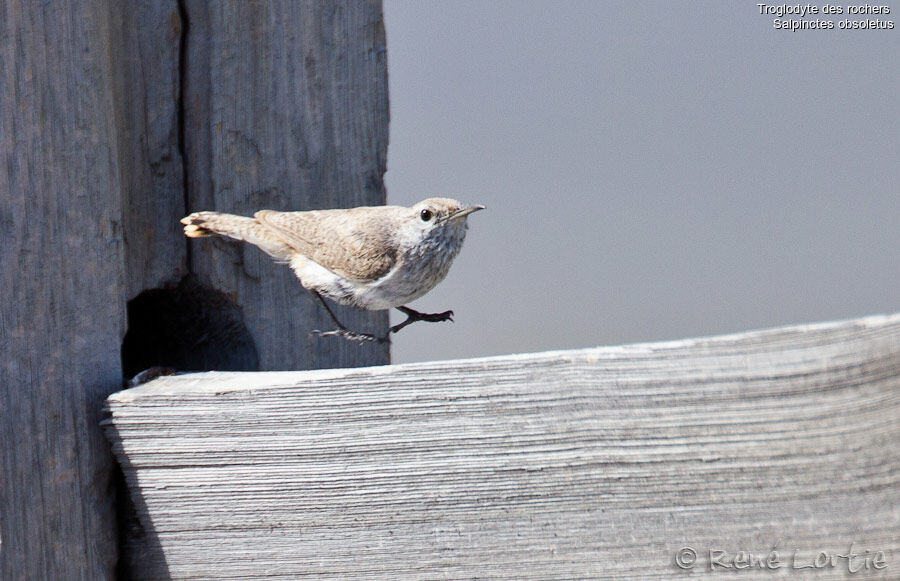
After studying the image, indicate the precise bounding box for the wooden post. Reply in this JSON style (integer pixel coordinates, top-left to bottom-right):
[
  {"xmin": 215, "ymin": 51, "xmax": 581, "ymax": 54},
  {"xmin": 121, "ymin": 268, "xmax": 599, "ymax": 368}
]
[
  {"xmin": 2, "ymin": 1, "xmax": 391, "ymax": 577},
  {"xmin": 1, "ymin": 1, "xmax": 124, "ymax": 577},
  {"xmin": 183, "ymin": 0, "xmax": 391, "ymax": 369}
]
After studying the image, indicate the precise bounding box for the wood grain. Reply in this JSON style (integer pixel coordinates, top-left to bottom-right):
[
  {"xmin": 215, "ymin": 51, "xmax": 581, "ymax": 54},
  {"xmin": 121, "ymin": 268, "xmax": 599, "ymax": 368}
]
[
  {"xmin": 109, "ymin": 1, "xmax": 188, "ymax": 299},
  {"xmin": 105, "ymin": 314, "xmax": 900, "ymax": 579},
  {"xmin": 0, "ymin": 1, "xmax": 125, "ymax": 577},
  {"xmin": 2, "ymin": 1, "xmax": 393, "ymax": 577},
  {"xmin": 182, "ymin": 0, "xmax": 391, "ymax": 370}
]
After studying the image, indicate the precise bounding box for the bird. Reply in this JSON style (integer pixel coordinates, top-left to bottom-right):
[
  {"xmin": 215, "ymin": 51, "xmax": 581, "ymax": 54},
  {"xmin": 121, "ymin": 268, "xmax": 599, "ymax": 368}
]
[{"xmin": 181, "ymin": 198, "xmax": 484, "ymax": 343}]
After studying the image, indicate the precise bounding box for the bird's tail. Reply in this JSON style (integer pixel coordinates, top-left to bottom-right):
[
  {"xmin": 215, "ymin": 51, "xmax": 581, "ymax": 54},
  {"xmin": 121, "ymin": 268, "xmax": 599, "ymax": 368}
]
[
  {"xmin": 181, "ymin": 211, "xmax": 254, "ymax": 239},
  {"xmin": 181, "ymin": 211, "xmax": 293, "ymax": 260}
]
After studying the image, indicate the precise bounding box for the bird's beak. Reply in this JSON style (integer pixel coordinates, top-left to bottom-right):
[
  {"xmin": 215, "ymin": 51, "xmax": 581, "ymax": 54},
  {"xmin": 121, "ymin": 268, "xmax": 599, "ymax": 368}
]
[{"xmin": 446, "ymin": 204, "xmax": 485, "ymax": 221}]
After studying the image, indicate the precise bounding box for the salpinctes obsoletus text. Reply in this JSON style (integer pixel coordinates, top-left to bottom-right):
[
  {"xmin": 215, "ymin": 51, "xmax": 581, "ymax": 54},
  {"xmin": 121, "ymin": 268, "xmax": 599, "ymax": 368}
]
[{"xmin": 181, "ymin": 198, "xmax": 484, "ymax": 342}]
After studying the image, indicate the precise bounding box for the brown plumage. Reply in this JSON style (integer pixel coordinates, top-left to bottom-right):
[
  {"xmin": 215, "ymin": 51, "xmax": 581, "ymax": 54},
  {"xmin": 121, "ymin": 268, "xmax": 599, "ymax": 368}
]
[
  {"xmin": 254, "ymin": 208, "xmax": 398, "ymax": 282},
  {"xmin": 184, "ymin": 206, "xmax": 405, "ymax": 282}
]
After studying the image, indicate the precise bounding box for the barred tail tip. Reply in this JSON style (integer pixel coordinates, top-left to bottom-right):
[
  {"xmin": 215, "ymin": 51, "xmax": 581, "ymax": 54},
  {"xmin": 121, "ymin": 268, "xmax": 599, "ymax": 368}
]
[{"xmin": 181, "ymin": 212, "xmax": 215, "ymax": 238}]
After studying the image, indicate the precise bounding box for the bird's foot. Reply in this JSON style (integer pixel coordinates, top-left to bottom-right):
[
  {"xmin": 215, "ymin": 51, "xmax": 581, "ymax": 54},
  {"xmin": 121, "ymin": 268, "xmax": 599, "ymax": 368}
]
[
  {"xmin": 309, "ymin": 291, "xmax": 390, "ymax": 343},
  {"xmin": 416, "ymin": 310, "xmax": 455, "ymax": 323},
  {"xmin": 390, "ymin": 306, "xmax": 455, "ymax": 334},
  {"xmin": 311, "ymin": 329, "xmax": 390, "ymax": 344}
]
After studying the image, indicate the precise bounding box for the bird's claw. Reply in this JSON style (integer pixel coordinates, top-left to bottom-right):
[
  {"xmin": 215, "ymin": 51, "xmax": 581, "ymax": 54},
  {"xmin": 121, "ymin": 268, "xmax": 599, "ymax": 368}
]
[
  {"xmin": 310, "ymin": 329, "xmax": 389, "ymax": 344},
  {"xmin": 422, "ymin": 309, "xmax": 454, "ymax": 323},
  {"xmin": 388, "ymin": 306, "xmax": 456, "ymax": 335}
]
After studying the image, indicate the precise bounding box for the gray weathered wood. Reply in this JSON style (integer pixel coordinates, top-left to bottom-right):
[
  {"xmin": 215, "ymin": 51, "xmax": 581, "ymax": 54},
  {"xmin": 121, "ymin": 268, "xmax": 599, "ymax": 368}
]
[
  {"xmin": 3, "ymin": 1, "xmax": 393, "ymax": 577},
  {"xmin": 182, "ymin": 0, "xmax": 391, "ymax": 370},
  {"xmin": 0, "ymin": 1, "xmax": 125, "ymax": 577},
  {"xmin": 109, "ymin": 1, "xmax": 188, "ymax": 299},
  {"xmin": 105, "ymin": 314, "xmax": 900, "ymax": 579}
]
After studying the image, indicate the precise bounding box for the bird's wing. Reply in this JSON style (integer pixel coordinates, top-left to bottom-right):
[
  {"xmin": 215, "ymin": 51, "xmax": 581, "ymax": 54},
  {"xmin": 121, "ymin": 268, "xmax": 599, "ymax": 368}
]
[{"xmin": 254, "ymin": 207, "xmax": 399, "ymax": 282}]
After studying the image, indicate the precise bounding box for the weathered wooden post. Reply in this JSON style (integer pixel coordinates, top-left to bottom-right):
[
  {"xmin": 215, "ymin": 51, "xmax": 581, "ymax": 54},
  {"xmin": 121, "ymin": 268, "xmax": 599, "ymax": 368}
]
[
  {"xmin": 2, "ymin": 1, "xmax": 390, "ymax": 577},
  {"xmin": 179, "ymin": 0, "xmax": 390, "ymax": 370},
  {"xmin": 1, "ymin": 1, "xmax": 125, "ymax": 577}
]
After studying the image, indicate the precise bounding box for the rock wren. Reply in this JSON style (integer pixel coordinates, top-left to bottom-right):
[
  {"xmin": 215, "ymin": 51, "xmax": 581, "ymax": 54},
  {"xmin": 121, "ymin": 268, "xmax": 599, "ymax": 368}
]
[{"xmin": 181, "ymin": 198, "xmax": 484, "ymax": 342}]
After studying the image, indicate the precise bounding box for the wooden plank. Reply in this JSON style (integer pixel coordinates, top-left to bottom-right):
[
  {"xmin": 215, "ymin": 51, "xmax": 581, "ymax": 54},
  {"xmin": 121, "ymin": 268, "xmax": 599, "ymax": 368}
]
[
  {"xmin": 0, "ymin": 1, "xmax": 125, "ymax": 578},
  {"xmin": 182, "ymin": 0, "xmax": 391, "ymax": 370},
  {"xmin": 105, "ymin": 314, "xmax": 900, "ymax": 579}
]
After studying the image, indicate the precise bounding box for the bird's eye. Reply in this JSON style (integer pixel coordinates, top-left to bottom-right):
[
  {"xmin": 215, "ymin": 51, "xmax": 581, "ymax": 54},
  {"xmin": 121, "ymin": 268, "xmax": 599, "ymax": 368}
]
[{"xmin": 420, "ymin": 209, "xmax": 433, "ymax": 221}]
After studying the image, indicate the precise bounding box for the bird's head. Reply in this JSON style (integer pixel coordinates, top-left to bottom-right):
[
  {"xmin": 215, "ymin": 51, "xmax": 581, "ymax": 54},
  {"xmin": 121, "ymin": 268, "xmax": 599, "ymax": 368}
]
[
  {"xmin": 398, "ymin": 197, "xmax": 485, "ymax": 254},
  {"xmin": 401, "ymin": 198, "xmax": 484, "ymax": 250},
  {"xmin": 412, "ymin": 197, "xmax": 484, "ymax": 232}
]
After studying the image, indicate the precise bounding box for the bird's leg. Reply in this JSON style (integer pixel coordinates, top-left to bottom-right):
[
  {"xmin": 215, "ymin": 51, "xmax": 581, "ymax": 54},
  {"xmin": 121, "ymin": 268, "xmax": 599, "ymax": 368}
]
[
  {"xmin": 310, "ymin": 292, "xmax": 387, "ymax": 343},
  {"xmin": 390, "ymin": 306, "xmax": 455, "ymax": 335}
]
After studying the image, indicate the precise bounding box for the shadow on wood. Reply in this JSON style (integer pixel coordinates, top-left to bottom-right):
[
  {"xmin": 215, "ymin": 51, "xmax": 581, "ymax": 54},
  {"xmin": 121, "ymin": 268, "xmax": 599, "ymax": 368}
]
[
  {"xmin": 104, "ymin": 314, "xmax": 900, "ymax": 579},
  {"xmin": 121, "ymin": 275, "xmax": 260, "ymax": 379}
]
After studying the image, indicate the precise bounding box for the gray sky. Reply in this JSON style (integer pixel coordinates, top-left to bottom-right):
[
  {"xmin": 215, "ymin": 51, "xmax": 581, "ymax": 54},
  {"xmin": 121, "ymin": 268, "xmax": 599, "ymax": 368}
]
[{"xmin": 382, "ymin": 1, "xmax": 899, "ymax": 364}]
